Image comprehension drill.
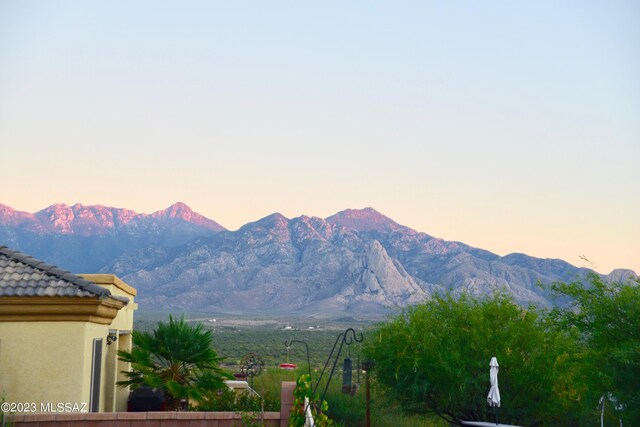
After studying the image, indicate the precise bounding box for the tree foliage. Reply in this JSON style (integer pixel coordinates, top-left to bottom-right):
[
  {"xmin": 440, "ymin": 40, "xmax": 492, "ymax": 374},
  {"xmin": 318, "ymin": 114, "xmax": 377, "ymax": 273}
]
[
  {"xmin": 547, "ymin": 273, "xmax": 640, "ymax": 425},
  {"xmin": 364, "ymin": 293, "xmax": 584, "ymax": 426},
  {"xmin": 118, "ymin": 315, "xmax": 230, "ymax": 410},
  {"xmin": 289, "ymin": 374, "xmax": 333, "ymax": 427},
  {"xmin": 197, "ymin": 386, "xmax": 280, "ymax": 412}
]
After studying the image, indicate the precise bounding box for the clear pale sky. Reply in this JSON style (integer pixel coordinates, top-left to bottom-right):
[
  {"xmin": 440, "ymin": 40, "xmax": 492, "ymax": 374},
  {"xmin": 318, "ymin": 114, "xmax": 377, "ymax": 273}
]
[{"xmin": 1, "ymin": 1, "xmax": 638, "ymax": 274}]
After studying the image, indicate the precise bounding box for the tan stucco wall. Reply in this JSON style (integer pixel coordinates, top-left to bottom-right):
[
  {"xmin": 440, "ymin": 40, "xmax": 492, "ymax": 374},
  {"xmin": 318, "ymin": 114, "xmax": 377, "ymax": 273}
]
[
  {"xmin": 0, "ymin": 275, "xmax": 136, "ymax": 413},
  {"xmin": 81, "ymin": 275, "xmax": 135, "ymax": 412},
  {"xmin": 115, "ymin": 333, "xmax": 132, "ymax": 411},
  {"xmin": 0, "ymin": 322, "xmax": 97, "ymax": 409}
]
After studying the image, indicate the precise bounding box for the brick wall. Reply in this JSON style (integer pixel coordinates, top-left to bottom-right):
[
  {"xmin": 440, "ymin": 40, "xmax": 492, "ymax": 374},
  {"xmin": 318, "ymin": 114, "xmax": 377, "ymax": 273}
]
[
  {"xmin": 9, "ymin": 411, "xmax": 281, "ymax": 427},
  {"xmin": 8, "ymin": 382, "xmax": 298, "ymax": 427}
]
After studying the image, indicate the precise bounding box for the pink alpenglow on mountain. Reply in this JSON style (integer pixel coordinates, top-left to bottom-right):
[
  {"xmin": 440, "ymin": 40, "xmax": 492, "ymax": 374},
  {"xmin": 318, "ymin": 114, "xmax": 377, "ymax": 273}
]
[
  {"xmin": 0, "ymin": 202, "xmax": 225, "ymax": 236},
  {"xmin": 0, "ymin": 203, "xmax": 636, "ymax": 314}
]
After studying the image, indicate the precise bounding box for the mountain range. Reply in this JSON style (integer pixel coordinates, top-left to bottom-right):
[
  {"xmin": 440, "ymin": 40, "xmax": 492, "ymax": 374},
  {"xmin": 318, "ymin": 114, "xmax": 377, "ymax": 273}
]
[{"xmin": 0, "ymin": 202, "xmax": 635, "ymax": 315}]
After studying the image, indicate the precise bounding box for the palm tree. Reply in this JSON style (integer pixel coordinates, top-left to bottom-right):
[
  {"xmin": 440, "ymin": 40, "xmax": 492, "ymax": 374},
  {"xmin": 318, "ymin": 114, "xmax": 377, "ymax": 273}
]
[{"xmin": 118, "ymin": 315, "xmax": 230, "ymax": 410}]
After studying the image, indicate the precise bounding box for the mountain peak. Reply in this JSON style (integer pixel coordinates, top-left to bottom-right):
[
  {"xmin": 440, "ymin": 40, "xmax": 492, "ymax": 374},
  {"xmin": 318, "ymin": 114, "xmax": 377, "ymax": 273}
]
[
  {"xmin": 39, "ymin": 203, "xmax": 72, "ymax": 213},
  {"xmin": 35, "ymin": 203, "xmax": 76, "ymax": 233},
  {"xmin": 251, "ymin": 212, "xmax": 289, "ymax": 228},
  {"xmin": 152, "ymin": 203, "xmax": 226, "ymax": 232},
  {"xmin": 326, "ymin": 207, "xmax": 408, "ymax": 233},
  {"xmin": 162, "ymin": 202, "xmax": 194, "ymax": 217},
  {"xmin": 0, "ymin": 204, "xmax": 35, "ymax": 227}
]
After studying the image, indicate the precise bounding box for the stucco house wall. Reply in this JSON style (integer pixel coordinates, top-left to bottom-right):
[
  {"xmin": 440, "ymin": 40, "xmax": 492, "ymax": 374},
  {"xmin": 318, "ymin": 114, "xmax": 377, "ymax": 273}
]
[
  {"xmin": 0, "ymin": 247, "xmax": 137, "ymax": 413},
  {"xmin": 0, "ymin": 321, "xmax": 88, "ymax": 407}
]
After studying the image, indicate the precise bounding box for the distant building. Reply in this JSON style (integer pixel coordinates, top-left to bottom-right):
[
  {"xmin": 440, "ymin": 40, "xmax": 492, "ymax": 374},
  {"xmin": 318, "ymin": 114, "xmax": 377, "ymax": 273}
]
[{"xmin": 0, "ymin": 246, "xmax": 137, "ymax": 412}]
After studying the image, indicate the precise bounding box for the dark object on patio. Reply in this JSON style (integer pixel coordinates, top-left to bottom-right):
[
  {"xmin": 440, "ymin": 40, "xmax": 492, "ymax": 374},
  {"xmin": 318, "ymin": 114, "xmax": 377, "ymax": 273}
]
[{"xmin": 128, "ymin": 386, "xmax": 165, "ymax": 411}]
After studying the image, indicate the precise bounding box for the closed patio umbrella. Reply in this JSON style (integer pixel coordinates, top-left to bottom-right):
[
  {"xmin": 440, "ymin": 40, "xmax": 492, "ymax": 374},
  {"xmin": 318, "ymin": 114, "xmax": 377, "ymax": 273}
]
[
  {"xmin": 487, "ymin": 357, "xmax": 501, "ymax": 425},
  {"xmin": 487, "ymin": 357, "xmax": 500, "ymax": 407},
  {"xmin": 462, "ymin": 358, "xmax": 522, "ymax": 427}
]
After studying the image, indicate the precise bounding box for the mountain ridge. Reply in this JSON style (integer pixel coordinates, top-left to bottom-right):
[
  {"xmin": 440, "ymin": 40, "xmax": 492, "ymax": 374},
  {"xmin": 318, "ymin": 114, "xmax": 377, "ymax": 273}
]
[
  {"xmin": 1, "ymin": 202, "xmax": 225, "ymax": 235},
  {"xmin": 0, "ymin": 202, "xmax": 224, "ymax": 273},
  {"xmin": 0, "ymin": 202, "xmax": 636, "ymax": 315}
]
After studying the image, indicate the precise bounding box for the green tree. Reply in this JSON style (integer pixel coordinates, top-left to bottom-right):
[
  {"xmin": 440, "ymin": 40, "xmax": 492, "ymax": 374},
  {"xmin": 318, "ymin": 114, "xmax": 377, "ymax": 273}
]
[
  {"xmin": 118, "ymin": 315, "xmax": 230, "ymax": 410},
  {"xmin": 363, "ymin": 293, "xmax": 584, "ymax": 426},
  {"xmin": 546, "ymin": 273, "xmax": 640, "ymax": 425}
]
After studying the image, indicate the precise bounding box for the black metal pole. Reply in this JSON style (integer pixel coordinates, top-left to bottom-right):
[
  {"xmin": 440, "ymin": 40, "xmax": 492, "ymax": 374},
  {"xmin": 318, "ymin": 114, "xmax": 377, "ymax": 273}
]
[
  {"xmin": 285, "ymin": 339, "xmax": 312, "ymax": 387},
  {"xmin": 314, "ymin": 328, "xmax": 363, "ymax": 406}
]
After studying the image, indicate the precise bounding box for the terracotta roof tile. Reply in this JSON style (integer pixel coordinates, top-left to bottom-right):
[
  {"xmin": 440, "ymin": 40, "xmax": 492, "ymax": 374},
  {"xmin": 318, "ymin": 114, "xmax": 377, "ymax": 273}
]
[{"xmin": 0, "ymin": 245, "xmax": 127, "ymax": 302}]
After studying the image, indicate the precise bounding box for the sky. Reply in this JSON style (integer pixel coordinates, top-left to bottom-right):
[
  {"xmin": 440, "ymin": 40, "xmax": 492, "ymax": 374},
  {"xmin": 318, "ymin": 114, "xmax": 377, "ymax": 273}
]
[{"xmin": 1, "ymin": 1, "xmax": 639, "ymax": 274}]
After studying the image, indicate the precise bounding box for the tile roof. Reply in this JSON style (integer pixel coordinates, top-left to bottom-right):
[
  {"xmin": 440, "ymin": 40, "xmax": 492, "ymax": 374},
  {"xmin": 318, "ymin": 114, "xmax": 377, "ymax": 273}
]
[{"xmin": 0, "ymin": 245, "xmax": 128, "ymax": 302}]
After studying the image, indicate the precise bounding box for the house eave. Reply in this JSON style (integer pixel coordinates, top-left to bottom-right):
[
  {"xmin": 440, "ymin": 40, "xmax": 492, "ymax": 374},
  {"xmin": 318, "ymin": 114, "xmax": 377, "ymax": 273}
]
[{"xmin": 0, "ymin": 296, "xmax": 127, "ymax": 325}]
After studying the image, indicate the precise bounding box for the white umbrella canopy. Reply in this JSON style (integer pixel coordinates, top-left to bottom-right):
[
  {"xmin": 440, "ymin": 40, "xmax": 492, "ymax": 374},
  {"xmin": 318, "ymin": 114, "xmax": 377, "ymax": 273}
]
[
  {"xmin": 487, "ymin": 357, "xmax": 501, "ymax": 408},
  {"xmin": 463, "ymin": 357, "xmax": 523, "ymax": 427}
]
